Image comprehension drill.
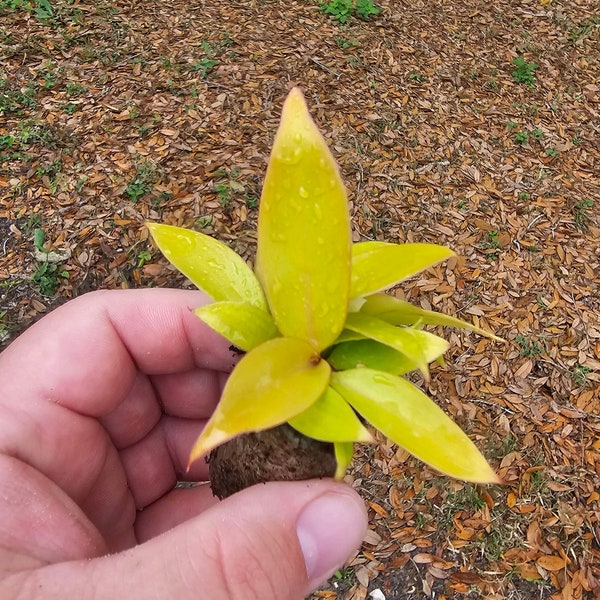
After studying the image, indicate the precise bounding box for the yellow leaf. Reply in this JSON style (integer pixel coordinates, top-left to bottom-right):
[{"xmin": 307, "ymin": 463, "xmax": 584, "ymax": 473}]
[
  {"xmin": 256, "ymin": 88, "xmax": 351, "ymax": 351},
  {"xmin": 361, "ymin": 294, "xmax": 503, "ymax": 341},
  {"xmin": 194, "ymin": 302, "xmax": 278, "ymax": 351},
  {"xmin": 334, "ymin": 442, "xmax": 355, "ymax": 480},
  {"xmin": 188, "ymin": 337, "xmax": 330, "ymax": 465},
  {"xmin": 344, "ymin": 312, "xmax": 449, "ymax": 377},
  {"xmin": 331, "ymin": 369, "xmax": 500, "ymax": 484},
  {"xmin": 351, "ymin": 242, "xmax": 455, "ymax": 298},
  {"xmin": 288, "ymin": 387, "xmax": 374, "ymax": 443},
  {"xmin": 147, "ymin": 223, "xmax": 267, "ymax": 310}
]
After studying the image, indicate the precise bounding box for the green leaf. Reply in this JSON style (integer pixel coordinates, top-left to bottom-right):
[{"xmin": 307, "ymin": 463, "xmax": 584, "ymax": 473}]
[
  {"xmin": 288, "ymin": 387, "xmax": 374, "ymax": 443},
  {"xmin": 361, "ymin": 294, "xmax": 503, "ymax": 341},
  {"xmin": 256, "ymin": 88, "xmax": 351, "ymax": 351},
  {"xmin": 194, "ymin": 302, "xmax": 278, "ymax": 351},
  {"xmin": 188, "ymin": 337, "xmax": 330, "ymax": 465},
  {"xmin": 344, "ymin": 312, "xmax": 449, "ymax": 376},
  {"xmin": 147, "ymin": 223, "xmax": 267, "ymax": 310},
  {"xmin": 350, "ymin": 241, "xmax": 455, "ymax": 298},
  {"xmin": 328, "ymin": 339, "xmax": 416, "ymax": 374},
  {"xmin": 34, "ymin": 228, "xmax": 47, "ymax": 253},
  {"xmin": 331, "ymin": 369, "xmax": 500, "ymax": 484},
  {"xmin": 334, "ymin": 442, "xmax": 355, "ymax": 480}
]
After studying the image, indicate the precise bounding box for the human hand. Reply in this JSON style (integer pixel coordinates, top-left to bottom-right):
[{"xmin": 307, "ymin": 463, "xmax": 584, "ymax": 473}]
[{"xmin": 0, "ymin": 289, "xmax": 367, "ymax": 599}]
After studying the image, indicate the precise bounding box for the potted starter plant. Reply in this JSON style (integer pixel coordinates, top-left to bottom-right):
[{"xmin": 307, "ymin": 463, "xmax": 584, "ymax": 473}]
[{"xmin": 148, "ymin": 88, "xmax": 501, "ymax": 499}]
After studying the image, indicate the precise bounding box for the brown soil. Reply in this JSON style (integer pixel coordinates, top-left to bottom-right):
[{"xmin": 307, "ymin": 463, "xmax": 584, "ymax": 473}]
[{"xmin": 208, "ymin": 424, "xmax": 337, "ymax": 499}]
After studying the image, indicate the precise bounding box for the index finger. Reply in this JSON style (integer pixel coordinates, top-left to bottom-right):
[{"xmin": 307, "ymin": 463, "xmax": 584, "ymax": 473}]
[{"xmin": 0, "ymin": 288, "xmax": 237, "ymax": 418}]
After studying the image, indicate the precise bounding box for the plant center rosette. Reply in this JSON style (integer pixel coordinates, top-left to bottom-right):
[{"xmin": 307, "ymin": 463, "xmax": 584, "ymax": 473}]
[{"xmin": 148, "ymin": 88, "xmax": 502, "ymax": 499}]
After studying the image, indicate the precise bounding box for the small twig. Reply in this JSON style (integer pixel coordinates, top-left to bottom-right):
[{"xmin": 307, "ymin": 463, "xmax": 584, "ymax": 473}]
[
  {"xmin": 113, "ymin": 49, "xmax": 151, "ymax": 66},
  {"xmin": 308, "ymin": 57, "xmax": 340, "ymax": 78},
  {"xmin": 526, "ymin": 214, "xmax": 545, "ymax": 231},
  {"xmin": 469, "ymin": 398, "xmax": 515, "ymax": 415},
  {"xmin": 415, "ymin": 160, "xmax": 450, "ymax": 174}
]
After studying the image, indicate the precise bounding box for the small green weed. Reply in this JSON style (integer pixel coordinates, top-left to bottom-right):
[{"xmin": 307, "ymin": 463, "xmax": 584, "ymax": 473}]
[
  {"xmin": 514, "ymin": 334, "xmax": 543, "ymax": 358},
  {"xmin": 195, "ymin": 215, "xmax": 213, "ymax": 229},
  {"xmin": 513, "ymin": 131, "xmax": 529, "ymax": 145},
  {"xmin": 190, "ymin": 58, "xmax": 217, "ymax": 78},
  {"xmin": 0, "ymin": 80, "xmax": 38, "ymax": 115},
  {"xmin": 60, "ymin": 102, "xmax": 77, "ymax": 115},
  {"xmin": 215, "ymin": 182, "xmax": 231, "ymax": 206},
  {"xmin": 65, "ymin": 82, "xmax": 87, "ymax": 95},
  {"xmin": 512, "ymin": 56, "xmax": 538, "ymax": 88},
  {"xmin": 22, "ymin": 213, "xmax": 41, "ymax": 235},
  {"xmin": 544, "ymin": 147, "xmax": 559, "ymax": 157},
  {"xmin": 0, "ymin": 0, "xmax": 32, "ymax": 11},
  {"xmin": 334, "ymin": 36, "xmax": 359, "ymax": 49},
  {"xmin": 34, "ymin": 0, "xmax": 53, "ymax": 20},
  {"xmin": 506, "ymin": 121, "xmax": 519, "ymax": 132},
  {"xmin": 135, "ymin": 123, "xmax": 152, "ymax": 138},
  {"xmin": 483, "ymin": 229, "xmax": 500, "ymax": 249},
  {"xmin": 42, "ymin": 67, "xmax": 59, "ymax": 90},
  {"xmin": 518, "ymin": 191, "xmax": 531, "ymax": 201},
  {"xmin": 32, "ymin": 261, "xmax": 69, "ymax": 296},
  {"xmin": 33, "ymin": 227, "xmax": 48, "ymax": 253},
  {"xmin": 355, "ymin": 0, "xmax": 380, "ymax": 20},
  {"xmin": 570, "ymin": 364, "xmax": 591, "ymax": 386},
  {"xmin": 567, "ymin": 24, "xmax": 593, "ymax": 43},
  {"xmin": 17, "ymin": 120, "xmax": 57, "ymax": 147},
  {"xmin": 531, "ymin": 128, "xmax": 544, "ymax": 141},
  {"xmin": 0, "ymin": 134, "xmax": 16, "ymax": 151},
  {"xmin": 36, "ymin": 159, "xmax": 63, "ymax": 192},
  {"xmin": 321, "ymin": 0, "xmax": 379, "ymax": 24},
  {"xmin": 136, "ymin": 249, "xmax": 152, "ymax": 268},
  {"xmin": 244, "ymin": 194, "xmax": 259, "ymax": 209},
  {"xmin": 333, "ymin": 567, "xmax": 354, "ymax": 582},
  {"xmin": 0, "ymin": 0, "xmax": 53, "ymax": 20},
  {"xmin": 573, "ymin": 199, "xmax": 595, "ymax": 230},
  {"xmin": 409, "ymin": 72, "xmax": 425, "ymax": 83},
  {"xmin": 321, "ymin": 0, "xmax": 352, "ymax": 23},
  {"xmin": 124, "ymin": 160, "xmax": 159, "ymax": 202},
  {"xmin": 213, "ymin": 168, "xmax": 246, "ymax": 207},
  {"xmin": 36, "ymin": 158, "xmax": 62, "ymax": 179}
]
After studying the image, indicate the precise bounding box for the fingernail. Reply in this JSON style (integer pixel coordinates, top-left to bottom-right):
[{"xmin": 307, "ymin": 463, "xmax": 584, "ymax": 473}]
[{"xmin": 296, "ymin": 491, "xmax": 367, "ymax": 590}]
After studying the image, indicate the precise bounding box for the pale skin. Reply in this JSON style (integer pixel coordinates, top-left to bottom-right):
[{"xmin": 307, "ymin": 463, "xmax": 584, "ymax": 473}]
[{"xmin": 0, "ymin": 289, "xmax": 367, "ymax": 599}]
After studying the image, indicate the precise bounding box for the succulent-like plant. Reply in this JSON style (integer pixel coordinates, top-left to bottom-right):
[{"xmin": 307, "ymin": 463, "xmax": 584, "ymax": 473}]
[{"xmin": 148, "ymin": 88, "xmax": 501, "ymax": 497}]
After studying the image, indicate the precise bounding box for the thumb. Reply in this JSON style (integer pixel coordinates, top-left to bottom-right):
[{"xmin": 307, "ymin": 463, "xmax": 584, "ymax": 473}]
[{"xmin": 27, "ymin": 480, "xmax": 367, "ymax": 600}]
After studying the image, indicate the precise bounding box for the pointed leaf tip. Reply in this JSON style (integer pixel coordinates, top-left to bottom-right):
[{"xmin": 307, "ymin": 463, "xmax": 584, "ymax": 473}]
[
  {"xmin": 256, "ymin": 89, "xmax": 351, "ymax": 351},
  {"xmin": 351, "ymin": 242, "xmax": 455, "ymax": 299},
  {"xmin": 147, "ymin": 223, "xmax": 267, "ymax": 310},
  {"xmin": 331, "ymin": 369, "xmax": 500, "ymax": 484}
]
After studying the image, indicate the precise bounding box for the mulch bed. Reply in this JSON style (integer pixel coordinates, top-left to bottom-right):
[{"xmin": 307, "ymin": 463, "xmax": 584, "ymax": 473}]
[{"xmin": 1, "ymin": 0, "xmax": 599, "ymax": 598}]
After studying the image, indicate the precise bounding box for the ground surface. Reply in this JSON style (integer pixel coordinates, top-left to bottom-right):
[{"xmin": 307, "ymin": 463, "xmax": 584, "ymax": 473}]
[{"xmin": 1, "ymin": 0, "xmax": 599, "ymax": 598}]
